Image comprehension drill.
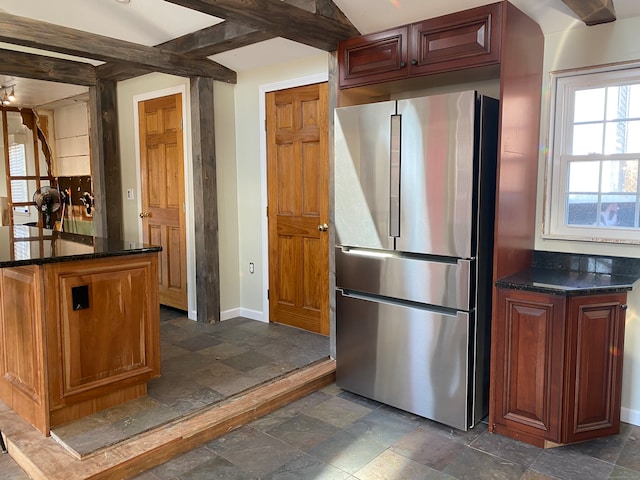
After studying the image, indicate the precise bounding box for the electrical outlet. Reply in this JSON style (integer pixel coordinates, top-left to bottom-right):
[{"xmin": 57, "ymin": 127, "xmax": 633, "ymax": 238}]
[
  {"xmin": 249, "ymin": 262, "xmax": 254, "ymax": 274},
  {"xmin": 127, "ymin": 188, "xmax": 134, "ymax": 200}
]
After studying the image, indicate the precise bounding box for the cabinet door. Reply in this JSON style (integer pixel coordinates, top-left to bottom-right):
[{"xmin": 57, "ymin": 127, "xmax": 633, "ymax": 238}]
[
  {"xmin": 338, "ymin": 27, "xmax": 408, "ymax": 88},
  {"xmin": 409, "ymin": 3, "xmax": 501, "ymax": 76},
  {"xmin": 564, "ymin": 294, "xmax": 626, "ymax": 443},
  {"xmin": 491, "ymin": 289, "xmax": 565, "ymax": 445}
]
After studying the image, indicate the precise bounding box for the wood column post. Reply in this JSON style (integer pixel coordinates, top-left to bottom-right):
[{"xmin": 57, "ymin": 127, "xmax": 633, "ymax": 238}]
[
  {"xmin": 89, "ymin": 79, "xmax": 122, "ymax": 239},
  {"xmin": 190, "ymin": 76, "xmax": 221, "ymax": 323}
]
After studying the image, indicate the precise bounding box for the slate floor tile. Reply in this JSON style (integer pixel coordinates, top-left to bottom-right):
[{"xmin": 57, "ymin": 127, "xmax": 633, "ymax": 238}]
[
  {"xmin": 470, "ymin": 430, "xmax": 543, "ymax": 467},
  {"xmin": 391, "ymin": 425, "xmax": 466, "ymax": 471},
  {"xmin": 442, "ymin": 447, "xmax": 528, "ymax": 480},
  {"xmin": 305, "ymin": 395, "xmax": 373, "ymax": 429},
  {"xmin": 147, "ymin": 446, "xmax": 217, "ymax": 479},
  {"xmin": 307, "ymin": 429, "xmax": 388, "ymax": 474},
  {"xmin": 263, "ymin": 452, "xmax": 352, "ymax": 480},
  {"xmin": 205, "ymin": 426, "xmax": 301, "ymax": 478},
  {"xmin": 266, "ymin": 413, "xmax": 340, "ymax": 450},
  {"xmin": 354, "ymin": 448, "xmax": 456, "ymax": 480},
  {"xmin": 531, "ymin": 447, "xmax": 614, "ymax": 480},
  {"xmin": 343, "ymin": 407, "xmax": 422, "ymax": 448}
]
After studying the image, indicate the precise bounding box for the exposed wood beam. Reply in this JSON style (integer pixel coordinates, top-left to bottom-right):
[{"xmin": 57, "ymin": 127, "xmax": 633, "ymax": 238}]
[
  {"xmin": 0, "ymin": 12, "xmax": 237, "ymax": 82},
  {"xmin": 98, "ymin": 21, "xmax": 274, "ymax": 81},
  {"xmin": 163, "ymin": 0, "xmax": 360, "ymax": 51},
  {"xmin": 561, "ymin": 0, "xmax": 616, "ymax": 26},
  {"xmin": 0, "ymin": 49, "xmax": 96, "ymax": 86},
  {"xmin": 190, "ymin": 76, "xmax": 221, "ymax": 323}
]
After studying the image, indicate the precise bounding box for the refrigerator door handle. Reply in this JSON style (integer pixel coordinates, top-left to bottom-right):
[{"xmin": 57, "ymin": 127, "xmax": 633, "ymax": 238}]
[{"xmin": 389, "ymin": 114, "xmax": 401, "ymax": 238}]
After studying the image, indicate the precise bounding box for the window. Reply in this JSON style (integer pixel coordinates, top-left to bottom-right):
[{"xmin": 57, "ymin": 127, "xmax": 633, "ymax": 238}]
[
  {"xmin": 545, "ymin": 64, "xmax": 640, "ymax": 243},
  {"xmin": 8, "ymin": 142, "xmax": 29, "ymax": 215}
]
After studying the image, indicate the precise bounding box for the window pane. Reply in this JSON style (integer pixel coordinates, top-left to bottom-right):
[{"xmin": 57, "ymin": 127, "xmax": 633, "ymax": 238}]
[
  {"xmin": 604, "ymin": 120, "xmax": 640, "ymax": 154},
  {"xmin": 629, "ymin": 84, "xmax": 640, "ymax": 118},
  {"xmin": 567, "ymin": 194, "xmax": 598, "ymax": 225},
  {"xmin": 599, "ymin": 197, "xmax": 636, "ymax": 227},
  {"xmin": 575, "ymin": 88, "xmax": 605, "ymax": 122},
  {"xmin": 572, "ymin": 123, "xmax": 603, "ymax": 154},
  {"xmin": 568, "ymin": 161, "xmax": 600, "ymax": 192},
  {"xmin": 601, "ymin": 160, "xmax": 638, "ymax": 192}
]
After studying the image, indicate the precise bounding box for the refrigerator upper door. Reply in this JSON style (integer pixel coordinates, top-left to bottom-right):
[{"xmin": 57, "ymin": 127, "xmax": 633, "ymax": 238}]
[
  {"xmin": 335, "ymin": 100, "xmax": 397, "ymax": 251},
  {"xmin": 396, "ymin": 91, "xmax": 477, "ymax": 258}
]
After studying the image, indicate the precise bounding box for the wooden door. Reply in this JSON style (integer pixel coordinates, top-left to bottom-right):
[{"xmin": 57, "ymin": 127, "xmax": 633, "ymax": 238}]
[
  {"xmin": 138, "ymin": 94, "xmax": 187, "ymax": 310},
  {"xmin": 266, "ymin": 83, "xmax": 329, "ymax": 335}
]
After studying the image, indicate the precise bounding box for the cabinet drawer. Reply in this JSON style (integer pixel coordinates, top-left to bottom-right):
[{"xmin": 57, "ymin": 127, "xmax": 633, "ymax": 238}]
[
  {"xmin": 338, "ymin": 26, "xmax": 408, "ymax": 88},
  {"xmin": 409, "ymin": 3, "xmax": 502, "ymax": 75}
]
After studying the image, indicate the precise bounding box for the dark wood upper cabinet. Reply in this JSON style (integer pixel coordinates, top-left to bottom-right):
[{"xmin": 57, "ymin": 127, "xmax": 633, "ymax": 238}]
[
  {"xmin": 409, "ymin": 3, "xmax": 501, "ymax": 76},
  {"xmin": 338, "ymin": 2, "xmax": 502, "ymax": 89},
  {"xmin": 338, "ymin": 26, "xmax": 409, "ymax": 88}
]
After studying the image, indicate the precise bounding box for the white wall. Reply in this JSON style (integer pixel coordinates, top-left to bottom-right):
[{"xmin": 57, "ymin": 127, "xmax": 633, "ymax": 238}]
[
  {"xmin": 536, "ymin": 16, "xmax": 640, "ymax": 425},
  {"xmin": 53, "ymin": 102, "xmax": 91, "ymax": 176},
  {"xmin": 116, "ymin": 72, "xmax": 240, "ymax": 318},
  {"xmin": 233, "ymin": 52, "xmax": 329, "ymax": 320}
]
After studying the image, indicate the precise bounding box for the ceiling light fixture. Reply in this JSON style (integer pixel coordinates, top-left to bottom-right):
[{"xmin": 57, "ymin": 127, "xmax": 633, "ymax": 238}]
[
  {"xmin": 1, "ymin": 92, "xmax": 10, "ymax": 106},
  {"xmin": 8, "ymin": 87, "xmax": 15, "ymax": 102}
]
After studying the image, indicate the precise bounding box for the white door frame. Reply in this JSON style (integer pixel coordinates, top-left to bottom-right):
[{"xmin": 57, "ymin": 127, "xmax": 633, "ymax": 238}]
[
  {"xmin": 258, "ymin": 72, "xmax": 328, "ymax": 322},
  {"xmin": 133, "ymin": 85, "xmax": 196, "ymax": 320}
]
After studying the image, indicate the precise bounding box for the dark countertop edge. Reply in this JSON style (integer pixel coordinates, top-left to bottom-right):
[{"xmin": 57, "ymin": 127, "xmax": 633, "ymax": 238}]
[
  {"xmin": 0, "ymin": 246, "xmax": 161, "ymax": 269},
  {"xmin": 496, "ymin": 267, "xmax": 639, "ymax": 297}
]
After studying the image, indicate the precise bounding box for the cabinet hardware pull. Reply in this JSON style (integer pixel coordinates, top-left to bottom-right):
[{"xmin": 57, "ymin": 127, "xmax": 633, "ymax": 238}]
[
  {"xmin": 621, "ymin": 304, "xmax": 628, "ymax": 310},
  {"xmin": 410, "ymin": 59, "xmax": 418, "ymax": 65},
  {"xmin": 399, "ymin": 61, "xmax": 406, "ymax": 68}
]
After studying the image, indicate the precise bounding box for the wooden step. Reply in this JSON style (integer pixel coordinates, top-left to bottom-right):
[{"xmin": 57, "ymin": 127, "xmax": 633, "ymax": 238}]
[{"xmin": 0, "ymin": 358, "xmax": 336, "ymax": 480}]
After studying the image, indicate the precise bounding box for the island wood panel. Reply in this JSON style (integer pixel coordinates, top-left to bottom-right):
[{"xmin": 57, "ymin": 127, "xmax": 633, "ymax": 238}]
[
  {"xmin": 43, "ymin": 254, "xmax": 161, "ymax": 429},
  {"xmin": 0, "ymin": 252, "xmax": 160, "ymax": 435},
  {"xmin": 0, "ymin": 265, "xmax": 49, "ymax": 434}
]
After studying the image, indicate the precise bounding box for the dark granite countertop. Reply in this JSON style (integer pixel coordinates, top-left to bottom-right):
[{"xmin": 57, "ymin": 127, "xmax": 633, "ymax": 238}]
[
  {"xmin": 496, "ymin": 268, "xmax": 638, "ymax": 296},
  {"xmin": 0, "ymin": 226, "xmax": 161, "ymax": 268}
]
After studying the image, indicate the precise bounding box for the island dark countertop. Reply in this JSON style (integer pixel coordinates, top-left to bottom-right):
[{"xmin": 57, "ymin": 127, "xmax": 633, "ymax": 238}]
[
  {"xmin": 496, "ymin": 267, "xmax": 639, "ymax": 296},
  {"xmin": 0, "ymin": 226, "xmax": 161, "ymax": 268}
]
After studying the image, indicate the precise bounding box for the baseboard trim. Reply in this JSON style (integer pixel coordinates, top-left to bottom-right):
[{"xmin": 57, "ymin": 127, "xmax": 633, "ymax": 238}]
[{"xmin": 621, "ymin": 407, "xmax": 640, "ymax": 426}]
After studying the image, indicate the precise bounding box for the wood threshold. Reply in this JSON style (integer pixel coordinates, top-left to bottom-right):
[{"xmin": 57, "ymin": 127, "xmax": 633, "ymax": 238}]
[{"xmin": 0, "ymin": 358, "xmax": 336, "ymax": 480}]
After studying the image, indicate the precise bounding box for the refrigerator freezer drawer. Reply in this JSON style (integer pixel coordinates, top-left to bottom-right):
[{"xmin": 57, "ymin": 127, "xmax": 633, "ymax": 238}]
[
  {"xmin": 335, "ymin": 246, "xmax": 472, "ymax": 310},
  {"xmin": 336, "ymin": 291, "xmax": 472, "ymax": 431}
]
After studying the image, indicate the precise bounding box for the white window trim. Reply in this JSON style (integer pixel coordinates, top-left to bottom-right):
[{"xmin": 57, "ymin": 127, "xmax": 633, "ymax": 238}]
[{"xmin": 543, "ymin": 62, "xmax": 640, "ymax": 244}]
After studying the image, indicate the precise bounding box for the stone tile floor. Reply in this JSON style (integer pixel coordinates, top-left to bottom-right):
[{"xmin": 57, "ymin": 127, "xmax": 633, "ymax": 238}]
[
  {"xmin": 50, "ymin": 307, "xmax": 330, "ymax": 457},
  {"xmin": 126, "ymin": 384, "xmax": 640, "ymax": 480},
  {"xmin": 1, "ymin": 307, "xmax": 639, "ymax": 479}
]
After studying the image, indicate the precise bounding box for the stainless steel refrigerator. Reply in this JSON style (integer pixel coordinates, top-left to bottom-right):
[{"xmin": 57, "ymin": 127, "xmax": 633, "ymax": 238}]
[{"xmin": 334, "ymin": 90, "xmax": 499, "ymax": 431}]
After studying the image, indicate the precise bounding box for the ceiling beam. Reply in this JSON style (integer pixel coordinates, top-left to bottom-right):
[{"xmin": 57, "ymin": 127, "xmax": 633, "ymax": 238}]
[
  {"xmin": 0, "ymin": 49, "xmax": 96, "ymax": 86},
  {"xmin": 98, "ymin": 21, "xmax": 274, "ymax": 81},
  {"xmin": 561, "ymin": 0, "xmax": 616, "ymax": 26},
  {"xmin": 0, "ymin": 12, "xmax": 237, "ymax": 83},
  {"xmin": 163, "ymin": 0, "xmax": 360, "ymax": 51}
]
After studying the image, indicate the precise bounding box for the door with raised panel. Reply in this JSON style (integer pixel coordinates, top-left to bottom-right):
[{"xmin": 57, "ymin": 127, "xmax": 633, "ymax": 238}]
[
  {"xmin": 138, "ymin": 93, "xmax": 187, "ymax": 310},
  {"xmin": 564, "ymin": 293, "xmax": 626, "ymax": 444},
  {"xmin": 266, "ymin": 82, "xmax": 329, "ymax": 335},
  {"xmin": 491, "ymin": 288, "xmax": 565, "ymax": 445}
]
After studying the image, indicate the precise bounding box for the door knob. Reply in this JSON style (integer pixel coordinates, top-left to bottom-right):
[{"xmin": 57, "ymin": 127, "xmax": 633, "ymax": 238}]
[
  {"xmin": 139, "ymin": 211, "xmax": 150, "ymax": 218},
  {"xmin": 317, "ymin": 223, "xmax": 329, "ymax": 232}
]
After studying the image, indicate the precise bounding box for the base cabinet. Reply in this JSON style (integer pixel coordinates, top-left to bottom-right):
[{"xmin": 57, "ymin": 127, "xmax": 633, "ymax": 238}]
[
  {"xmin": 0, "ymin": 253, "xmax": 160, "ymax": 435},
  {"xmin": 490, "ymin": 288, "xmax": 627, "ymax": 447}
]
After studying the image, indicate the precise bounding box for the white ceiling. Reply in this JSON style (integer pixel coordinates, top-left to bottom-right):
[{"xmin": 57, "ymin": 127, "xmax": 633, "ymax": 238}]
[{"xmin": 2, "ymin": 0, "xmax": 640, "ymax": 108}]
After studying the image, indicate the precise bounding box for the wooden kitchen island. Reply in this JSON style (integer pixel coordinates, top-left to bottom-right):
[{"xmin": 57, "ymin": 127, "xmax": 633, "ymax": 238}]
[{"xmin": 0, "ymin": 226, "xmax": 161, "ymax": 435}]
